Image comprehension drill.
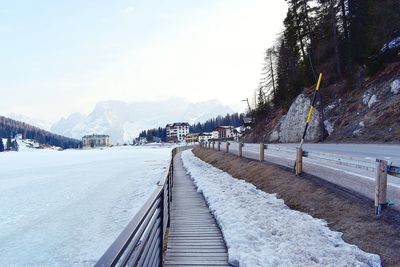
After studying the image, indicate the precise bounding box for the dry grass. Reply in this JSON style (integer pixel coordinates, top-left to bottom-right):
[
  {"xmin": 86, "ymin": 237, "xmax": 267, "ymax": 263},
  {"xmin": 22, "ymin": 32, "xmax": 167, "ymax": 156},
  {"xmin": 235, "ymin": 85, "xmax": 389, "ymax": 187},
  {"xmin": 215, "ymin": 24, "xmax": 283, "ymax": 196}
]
[{"xmin": 193, "ymin": 148, "xmax": 400, "ymax": 267}]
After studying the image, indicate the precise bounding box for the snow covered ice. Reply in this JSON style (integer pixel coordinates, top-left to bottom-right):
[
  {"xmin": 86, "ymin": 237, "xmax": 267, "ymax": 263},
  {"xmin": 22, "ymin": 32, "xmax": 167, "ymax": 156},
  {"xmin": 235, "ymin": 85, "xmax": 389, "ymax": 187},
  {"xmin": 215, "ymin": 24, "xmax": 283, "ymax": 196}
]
[
  {"xmin": 0, "ymin": 145, "xmax": 172, "ymax": 266},
  {"xmin": 181, "ymin": 150, "xmax": 381, "ymax": 267}
]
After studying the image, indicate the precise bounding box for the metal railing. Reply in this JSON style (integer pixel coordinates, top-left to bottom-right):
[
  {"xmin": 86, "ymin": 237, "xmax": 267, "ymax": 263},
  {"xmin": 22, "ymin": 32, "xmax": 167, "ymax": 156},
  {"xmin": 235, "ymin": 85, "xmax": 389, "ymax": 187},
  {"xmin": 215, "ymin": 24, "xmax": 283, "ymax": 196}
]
[
  {"xmin": 201, "ymin": 141, "xmax": 400, "ymax": 215},
  {"xmin": 95, "ymin": 148, "xmax": 178, "ymax": 267}
]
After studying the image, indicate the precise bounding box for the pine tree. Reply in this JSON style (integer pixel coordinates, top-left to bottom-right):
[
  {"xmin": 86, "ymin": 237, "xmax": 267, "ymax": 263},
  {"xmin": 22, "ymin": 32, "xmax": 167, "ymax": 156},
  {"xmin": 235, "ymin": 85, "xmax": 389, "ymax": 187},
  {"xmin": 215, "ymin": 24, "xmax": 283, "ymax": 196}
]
[
  {"xmin": 6, "ymin": 136, "xmax": 12, "ymax": 151},
  {"xmin": 0, "ymin": 138, "xmax": 4, "ymax": 152}
]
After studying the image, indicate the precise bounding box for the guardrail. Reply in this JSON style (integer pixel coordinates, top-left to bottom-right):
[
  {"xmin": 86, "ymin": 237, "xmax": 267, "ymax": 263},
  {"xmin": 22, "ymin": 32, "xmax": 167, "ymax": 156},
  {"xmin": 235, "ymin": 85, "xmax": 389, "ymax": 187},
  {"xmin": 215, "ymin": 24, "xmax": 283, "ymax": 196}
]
[
  {"xmin": 200, "ymin": 141, "xmax": 400, "ymax": 216},
  {"xmin": 95, "ymin": 147, "xmax": 179, "ymax": 267}
]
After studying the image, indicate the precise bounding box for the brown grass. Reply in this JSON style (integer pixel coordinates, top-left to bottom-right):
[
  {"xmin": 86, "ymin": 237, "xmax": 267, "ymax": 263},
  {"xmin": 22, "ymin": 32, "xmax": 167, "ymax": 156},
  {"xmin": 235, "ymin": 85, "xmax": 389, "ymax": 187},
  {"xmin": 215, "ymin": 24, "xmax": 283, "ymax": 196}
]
[{"xmin": 193, "ymin": 148, "xmax": 400, "ymax": 267}]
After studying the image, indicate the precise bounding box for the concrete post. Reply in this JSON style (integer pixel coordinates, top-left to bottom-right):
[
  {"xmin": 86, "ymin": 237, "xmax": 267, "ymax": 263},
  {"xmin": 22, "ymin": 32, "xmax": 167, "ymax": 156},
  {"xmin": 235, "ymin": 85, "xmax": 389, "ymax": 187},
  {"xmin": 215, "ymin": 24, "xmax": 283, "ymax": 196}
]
[
  {"xmin": 375, "ymin": 159, "xmax": 388, "ymax": 215},
  {"xmin": 260, "ymin": 143, "xmax": 265, "ymax": 161},
  {"xmin": 296, "ymin": 147, "xmax": 303, "ymax": 175}
]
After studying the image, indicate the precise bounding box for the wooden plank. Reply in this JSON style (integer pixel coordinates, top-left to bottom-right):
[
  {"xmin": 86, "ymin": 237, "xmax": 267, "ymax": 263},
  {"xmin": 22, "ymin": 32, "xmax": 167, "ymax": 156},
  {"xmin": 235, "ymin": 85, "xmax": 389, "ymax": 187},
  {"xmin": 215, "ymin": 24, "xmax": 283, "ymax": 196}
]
[{"xmin": 164, "ymin": 152, "xmax": 232, "ymax": 266}]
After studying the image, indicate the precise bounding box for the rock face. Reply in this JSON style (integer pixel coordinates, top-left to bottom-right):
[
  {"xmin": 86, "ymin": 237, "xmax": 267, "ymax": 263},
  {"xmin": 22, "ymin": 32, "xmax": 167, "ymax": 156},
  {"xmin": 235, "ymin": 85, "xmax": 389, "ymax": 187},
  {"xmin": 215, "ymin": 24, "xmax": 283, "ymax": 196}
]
[
  {"xmin": 391, "ymin": 79, "xmax": 400, "ymax": 94},
  {"xmin": 268, "ymin": 94, "xmax": 322, "ymax": 142}
]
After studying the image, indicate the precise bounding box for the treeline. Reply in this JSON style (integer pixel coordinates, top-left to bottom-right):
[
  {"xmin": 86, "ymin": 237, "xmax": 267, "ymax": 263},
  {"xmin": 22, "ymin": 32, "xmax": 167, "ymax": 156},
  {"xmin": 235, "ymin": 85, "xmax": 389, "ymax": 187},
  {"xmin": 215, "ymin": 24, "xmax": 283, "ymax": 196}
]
[
  {"xmin": 138, "ymin": 127, "xmax": 167, "ymax": 142},
  {"xmin": 257, "ymin": 0, "xmax": 400, "ymax": 113},
  {"xmin": 138, "ymin": 113, "xmax": 244, "ymax": 142},
  {"xmin": 0, "ymin": 116, "xmax": 81, "ymax": 149},
  {"xmin": 190, "ymin": 113, "xmax": 244, "ymax": 133}
]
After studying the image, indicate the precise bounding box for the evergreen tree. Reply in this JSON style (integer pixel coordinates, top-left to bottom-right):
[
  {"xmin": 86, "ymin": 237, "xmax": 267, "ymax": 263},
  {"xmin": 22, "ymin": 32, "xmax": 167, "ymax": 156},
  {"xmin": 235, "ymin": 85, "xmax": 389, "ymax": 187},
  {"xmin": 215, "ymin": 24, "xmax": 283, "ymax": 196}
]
[
  {"xmin": 0, "ymin": 138, "xmax": 4, "ymax": 152},
  {"xmin": 6, "ymin": 136, "xmax": 12, "ymax": 151}
]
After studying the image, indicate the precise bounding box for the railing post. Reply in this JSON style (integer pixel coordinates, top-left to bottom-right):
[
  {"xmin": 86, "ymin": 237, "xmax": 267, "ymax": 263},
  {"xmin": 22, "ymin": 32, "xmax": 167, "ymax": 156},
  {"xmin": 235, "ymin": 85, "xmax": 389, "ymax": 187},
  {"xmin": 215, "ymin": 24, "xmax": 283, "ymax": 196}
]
[
  {"xmin": 260, "ymin": 143, "xmax": 265, "ymax": 161},
  {"xmin": 239, "ymin": 142, "xmax": 243, "ymax": 157},
  {"xmin": 218, "ymin": 142, "xmax": 221, "ymax": 151},
  {"xmin": 296, "ymin": 147, "xmax": 303, "ymax": 175},
  {"xmin": 225, "ymin": 142, "xmax": 230, "ymax": 153},
  {"xmin": 375, "ymin": 159, "xmax": 388, "ymax": 216}
]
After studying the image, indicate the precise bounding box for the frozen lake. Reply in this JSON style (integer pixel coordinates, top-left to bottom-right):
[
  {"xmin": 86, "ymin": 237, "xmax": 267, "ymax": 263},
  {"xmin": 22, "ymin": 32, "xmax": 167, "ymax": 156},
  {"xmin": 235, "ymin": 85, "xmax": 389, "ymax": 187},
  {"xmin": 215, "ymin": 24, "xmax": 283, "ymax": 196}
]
[{"xmin": 0, "ymin": 145, "xmax": 173, "ymax": 266}]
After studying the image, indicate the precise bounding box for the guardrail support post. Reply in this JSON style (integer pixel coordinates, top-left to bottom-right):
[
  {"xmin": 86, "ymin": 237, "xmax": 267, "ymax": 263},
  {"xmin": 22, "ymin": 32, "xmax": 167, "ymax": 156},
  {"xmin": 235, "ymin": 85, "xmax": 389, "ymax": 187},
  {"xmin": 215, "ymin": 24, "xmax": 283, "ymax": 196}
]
[
  {"xmin": 260, "ymin": 143, "xmax": 265, "ymax": 161},
  {"xmin": 296, "ymin": 147, "xmax": 303, "ymax": 175},
  {"xmin": 218, "ymin": 142, "xmax": 221, "ymax": 151},
  {"xmin": 375, "ymin": 159, "xmax": 388, "ymax": 216},
  {"xmin": 226, "ymin": 142, "xmax": 229, "ymax": 153},
  {"xmin": 239, "ymin": 142, "xmax": 243, "ymax": 157}
]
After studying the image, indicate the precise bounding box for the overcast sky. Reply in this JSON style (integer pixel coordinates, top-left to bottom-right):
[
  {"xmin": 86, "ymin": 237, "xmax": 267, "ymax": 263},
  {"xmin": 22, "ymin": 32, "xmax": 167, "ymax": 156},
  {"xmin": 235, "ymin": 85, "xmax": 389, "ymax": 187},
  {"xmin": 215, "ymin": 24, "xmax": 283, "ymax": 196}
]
[{"xmin": 0, "ymin": 0, "xmax": 287, "ymax": 121}]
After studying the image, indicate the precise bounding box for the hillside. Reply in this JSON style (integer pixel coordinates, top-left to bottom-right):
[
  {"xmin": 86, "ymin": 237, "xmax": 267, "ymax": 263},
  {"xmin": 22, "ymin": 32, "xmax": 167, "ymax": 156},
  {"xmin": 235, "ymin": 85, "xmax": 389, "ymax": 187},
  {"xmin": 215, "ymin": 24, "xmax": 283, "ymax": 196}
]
[
  {"xmin": 243, "ymin": 63, "xmax": 400, "ymax": 143},
  {"xmin": 244, "ymin": 0, "xmax": 400, "ymax": 144},
  {"xmin": 0, "ymin": 116, "xmax": 81, "ymax": 149}
]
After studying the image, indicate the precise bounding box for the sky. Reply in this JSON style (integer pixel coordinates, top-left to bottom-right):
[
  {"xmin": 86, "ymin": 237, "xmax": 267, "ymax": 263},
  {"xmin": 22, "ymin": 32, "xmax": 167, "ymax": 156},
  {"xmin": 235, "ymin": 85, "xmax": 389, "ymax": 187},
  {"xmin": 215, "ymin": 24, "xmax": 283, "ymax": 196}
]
[{"xmin": 0, "ymin": 0, "xmax": 288, "ymax": 122}]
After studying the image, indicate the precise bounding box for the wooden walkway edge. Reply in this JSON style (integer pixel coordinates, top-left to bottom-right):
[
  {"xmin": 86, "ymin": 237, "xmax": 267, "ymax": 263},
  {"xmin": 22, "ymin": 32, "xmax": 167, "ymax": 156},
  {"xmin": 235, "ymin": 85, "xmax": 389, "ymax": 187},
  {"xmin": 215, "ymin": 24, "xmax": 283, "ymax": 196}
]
[{"xmin": 164, "ymin": 152, "xmax": 231, "ymax": 267}]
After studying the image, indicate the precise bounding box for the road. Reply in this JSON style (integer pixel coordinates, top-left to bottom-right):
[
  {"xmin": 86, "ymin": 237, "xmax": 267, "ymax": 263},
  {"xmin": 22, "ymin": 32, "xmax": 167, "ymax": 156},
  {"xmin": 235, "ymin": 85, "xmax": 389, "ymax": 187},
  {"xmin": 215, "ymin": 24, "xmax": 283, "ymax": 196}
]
[{"xmin": 216, "ymin": 142, "xmax": 400, "ymax": 211}]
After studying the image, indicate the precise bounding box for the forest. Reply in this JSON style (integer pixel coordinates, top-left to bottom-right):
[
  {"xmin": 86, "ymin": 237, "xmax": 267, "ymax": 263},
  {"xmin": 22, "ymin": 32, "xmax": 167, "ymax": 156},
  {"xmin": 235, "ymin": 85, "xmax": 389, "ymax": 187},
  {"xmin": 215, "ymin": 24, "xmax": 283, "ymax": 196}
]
[
  {"xmin": 255, "ymin": 0, "xmax": 400, "ymax": 119},
  {"xmin": 0, "ymin": 116, "xmax": 81, "ymax": 150}
]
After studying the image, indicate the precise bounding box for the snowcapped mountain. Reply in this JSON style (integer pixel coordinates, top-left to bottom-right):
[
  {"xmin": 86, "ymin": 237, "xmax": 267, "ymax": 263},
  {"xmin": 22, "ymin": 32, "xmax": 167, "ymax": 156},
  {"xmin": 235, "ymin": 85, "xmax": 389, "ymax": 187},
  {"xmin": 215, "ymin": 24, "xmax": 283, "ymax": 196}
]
[
  {"xmin": 51, "ymin": 97, "xmax": 235, "ymax": 144},
  {"xmin": 7, "ymin": 113, "xmax": 52, "ymax": 131}
]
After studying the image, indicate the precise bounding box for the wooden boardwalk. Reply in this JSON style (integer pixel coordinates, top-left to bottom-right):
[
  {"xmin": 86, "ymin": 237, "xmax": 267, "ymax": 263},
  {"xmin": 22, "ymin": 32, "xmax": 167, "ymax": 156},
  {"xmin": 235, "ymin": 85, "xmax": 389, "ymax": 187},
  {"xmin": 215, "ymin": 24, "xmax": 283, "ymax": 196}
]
[{"xmin": 164, "ymin": 152, "xmax": 231, "ymax": 267}]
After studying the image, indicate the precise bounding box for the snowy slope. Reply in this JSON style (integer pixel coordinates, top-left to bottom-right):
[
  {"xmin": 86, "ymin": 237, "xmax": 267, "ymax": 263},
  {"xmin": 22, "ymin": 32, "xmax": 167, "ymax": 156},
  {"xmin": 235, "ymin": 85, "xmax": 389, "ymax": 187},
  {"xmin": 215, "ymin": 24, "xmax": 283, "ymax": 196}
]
[
  {"xmin": 181, "ymin": 150, "xmax": 381, "ymax": 267},
  {"xmin": 7, "ymin": 113, "xmax": 52, "ymax": 131},
  {"xmin": 0, "ymin": 146, "xmax": 173, "ymax": 266},
  {"xmin": 51, "ymin": 97, "xmax": 235, "ymax": 144}
]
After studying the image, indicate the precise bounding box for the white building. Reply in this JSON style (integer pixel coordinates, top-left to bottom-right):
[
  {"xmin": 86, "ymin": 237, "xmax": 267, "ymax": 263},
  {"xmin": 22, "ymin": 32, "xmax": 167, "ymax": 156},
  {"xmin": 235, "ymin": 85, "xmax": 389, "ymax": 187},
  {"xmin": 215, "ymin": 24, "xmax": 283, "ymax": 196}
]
[
  {"xmin": 166, "ymin": 122, "xmax": 190, "ymax": 142},
  {"xmin": 213, "ymin": 126, "xmax": 238, "ymax": 141},
  {"xmin": 82, "ymin": 134, "xmax": 110, "ymax": 148},
  {"xmin": 198, "ymin": 132, "xmax": 212, "ymax": 143}
]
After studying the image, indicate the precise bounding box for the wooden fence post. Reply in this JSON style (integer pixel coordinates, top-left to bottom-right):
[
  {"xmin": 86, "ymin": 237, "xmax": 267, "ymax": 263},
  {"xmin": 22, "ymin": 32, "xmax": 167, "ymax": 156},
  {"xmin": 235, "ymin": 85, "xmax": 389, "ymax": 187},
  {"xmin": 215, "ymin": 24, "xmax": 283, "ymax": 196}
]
[
  {"xmin": 239, "ymin": 142, "xmax": 243, "ymax": 157},
  {"xmin": 296, "ymin": 147, "xmax": 303, "ymax": 175},
  {"xmin": 212, "ymin": 141, "xmax": 215, "ymax": 150},
  {"xmin": 260, "ymin": 143, "xmax": 265, "ymax": 161},
  {"xmin": 375, "ymin": 159, "xmax": 388, "ymax": 215},
  {"xmin": 208, "ymin": 142, "xmax": 211, "ymax": 149},
  {"xmin": 225, "ymin": 142, "xmax": 229, "ymax": 153},
  {"xmin": 218, "ymin": 142, "xmax": 221, "ymax": 151}
]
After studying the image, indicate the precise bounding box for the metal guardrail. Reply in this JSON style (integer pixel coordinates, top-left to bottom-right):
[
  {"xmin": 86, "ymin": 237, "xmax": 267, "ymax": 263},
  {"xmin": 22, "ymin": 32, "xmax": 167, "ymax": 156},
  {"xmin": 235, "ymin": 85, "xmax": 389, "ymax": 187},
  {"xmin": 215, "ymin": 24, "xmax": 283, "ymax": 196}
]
[
  {"xmin": 265, "ymin": 144, "xmax": 400, "ymax": 176},
  {"xmin": 95, "ymin": 148, "xmax": 178, "ymax": 267},
  {"xmin": 202, "ymin": 141, "xmax": 399, "ymax": 215}
]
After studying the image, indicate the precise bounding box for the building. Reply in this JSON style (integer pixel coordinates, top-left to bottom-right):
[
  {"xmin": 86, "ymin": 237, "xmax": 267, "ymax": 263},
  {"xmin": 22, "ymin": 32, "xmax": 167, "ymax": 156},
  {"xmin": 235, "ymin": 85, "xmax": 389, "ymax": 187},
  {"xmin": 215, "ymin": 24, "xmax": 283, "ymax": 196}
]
[
  {"xmin": 198, "ymin": 132, "xmax": 212, "ymax": 143},
  {"xmin": 185, "ymin": 133, "xmax": 199, "ymax": 143},
  {"xmin": 82, "ymin": 134, "xmax": 110, "ymax": 148},
  {"xmin": 166, "ymin": 122, "xmax": 190, "ymax": 142},
  {"xmin": 213, "ymin": 126, "xmax": 238, "ymax": 141}
]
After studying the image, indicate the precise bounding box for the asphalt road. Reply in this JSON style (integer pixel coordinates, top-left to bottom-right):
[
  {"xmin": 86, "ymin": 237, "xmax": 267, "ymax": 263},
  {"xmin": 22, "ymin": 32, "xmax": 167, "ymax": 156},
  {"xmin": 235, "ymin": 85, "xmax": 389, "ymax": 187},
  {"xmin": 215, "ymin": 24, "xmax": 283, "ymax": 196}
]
[{"xmin": 215, "ymin": 142, "xmax": 400, "ymax": 211}]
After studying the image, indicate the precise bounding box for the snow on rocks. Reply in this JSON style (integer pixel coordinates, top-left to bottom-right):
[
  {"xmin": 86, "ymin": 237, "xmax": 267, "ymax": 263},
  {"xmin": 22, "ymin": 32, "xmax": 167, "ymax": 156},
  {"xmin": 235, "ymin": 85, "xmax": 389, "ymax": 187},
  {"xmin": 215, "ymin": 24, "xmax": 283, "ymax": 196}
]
[
  {"xmin": 368, "ymin": 95, "xmax": 378, "ymax": 108},
  {"xmin": 181, "ymin": 150, "xmax": 381, "ymax": 267},
  {"xmin": 391, "ymin": 79, "xmax": 400, "ymax": 95},
  {"xmin": 324, "ymin": 120, "xmax": 334, "ymax": 135},
  {"xmin": 362, "ymin": 90, "xmax": 372, "ymax": 105}
]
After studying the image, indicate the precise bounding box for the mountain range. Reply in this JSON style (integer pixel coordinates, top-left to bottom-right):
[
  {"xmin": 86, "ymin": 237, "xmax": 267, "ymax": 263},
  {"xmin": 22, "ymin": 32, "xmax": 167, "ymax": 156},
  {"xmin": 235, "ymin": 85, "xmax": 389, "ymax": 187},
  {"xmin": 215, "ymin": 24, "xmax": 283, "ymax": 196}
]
[{"xmin": 44, "ymin": 97, "xmax": 236, "ymax": 144}]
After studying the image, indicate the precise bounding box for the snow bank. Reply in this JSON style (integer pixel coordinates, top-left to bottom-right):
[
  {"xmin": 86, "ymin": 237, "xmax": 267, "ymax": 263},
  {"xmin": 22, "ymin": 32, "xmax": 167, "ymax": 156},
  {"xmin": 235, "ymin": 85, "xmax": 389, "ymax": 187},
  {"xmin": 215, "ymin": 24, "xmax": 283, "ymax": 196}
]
[{"xmin": 181, "ymin": 150, "xmax": 381, "ymax": 267}]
